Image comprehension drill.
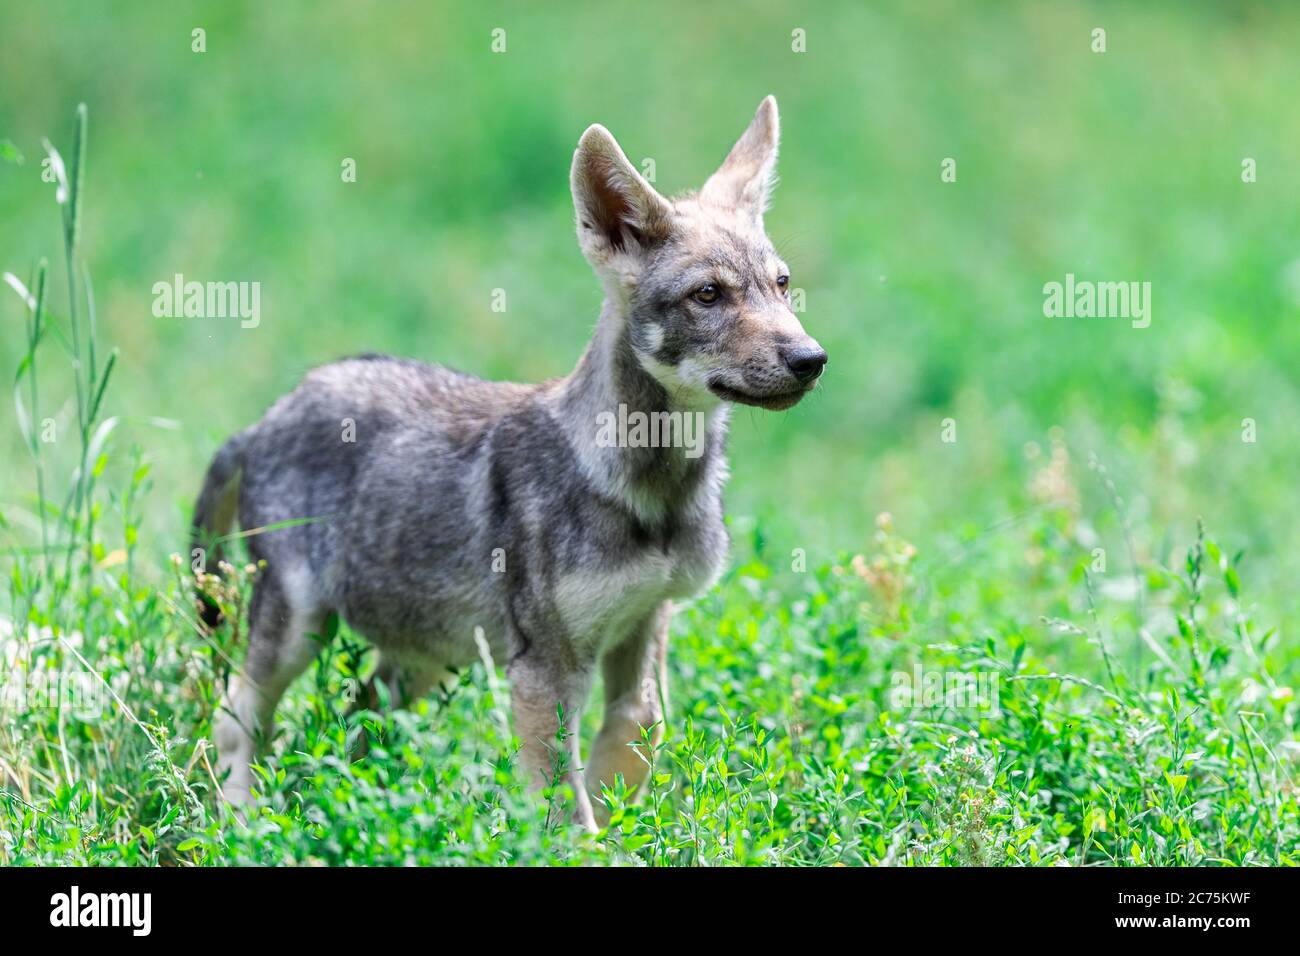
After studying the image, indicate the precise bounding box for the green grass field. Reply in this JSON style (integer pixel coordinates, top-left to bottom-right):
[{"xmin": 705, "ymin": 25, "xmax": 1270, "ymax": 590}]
[{"xmin": 2, "ymin": 1, "xmax": 1298, "ymax": 865}]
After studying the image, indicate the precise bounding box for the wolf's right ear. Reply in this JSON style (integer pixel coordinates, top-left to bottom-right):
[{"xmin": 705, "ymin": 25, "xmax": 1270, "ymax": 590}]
[
  {"xmin": 571, "ymin": 124, "xmax": 673, "ymax": 265},
  {"xmin": 700, "ymin": 96, "xmax": 780, "ymax": 221}
]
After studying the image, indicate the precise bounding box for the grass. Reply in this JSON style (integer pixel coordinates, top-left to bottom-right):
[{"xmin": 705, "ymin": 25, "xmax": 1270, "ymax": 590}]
[
  {"xmin": 2, "ymin": 2, "xmax": 1299, "ymax": 866},
  {"xmin": 4, "ymin": 363, "xmax": 1297, "ymax": 864}
]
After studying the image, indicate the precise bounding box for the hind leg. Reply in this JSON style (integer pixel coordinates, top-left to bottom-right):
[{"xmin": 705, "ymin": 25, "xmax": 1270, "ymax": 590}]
[{"xmin": 215, "ymin": 571, "xmax": 326, "ymax": 805}]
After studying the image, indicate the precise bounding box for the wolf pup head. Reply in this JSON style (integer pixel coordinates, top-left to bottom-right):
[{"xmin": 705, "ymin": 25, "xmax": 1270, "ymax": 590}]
[{"xmin": 570, "ymin": 96, "xmax": 826, "ymax": 412}]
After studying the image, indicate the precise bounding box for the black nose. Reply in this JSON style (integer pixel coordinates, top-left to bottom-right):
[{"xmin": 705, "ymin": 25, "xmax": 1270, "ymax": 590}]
[{"xmin": 781, "ymin": 344, "xmax": 828, "ymax": 384}]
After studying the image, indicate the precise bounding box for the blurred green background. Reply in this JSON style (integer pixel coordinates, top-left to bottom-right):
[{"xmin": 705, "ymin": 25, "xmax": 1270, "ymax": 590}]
[{"xmin": 2, "ymin": 1, "xmax": 1298, "ymax": 623}]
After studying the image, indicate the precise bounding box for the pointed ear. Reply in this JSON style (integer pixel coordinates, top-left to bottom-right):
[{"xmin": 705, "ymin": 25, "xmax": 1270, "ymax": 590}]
[
  {"xmin": 700, "ymin": 96, "xmax": 780, "ymax": 219},
  {"xmin": 570, "ymin": 124, "xmax": 673, "ymax": 264}
]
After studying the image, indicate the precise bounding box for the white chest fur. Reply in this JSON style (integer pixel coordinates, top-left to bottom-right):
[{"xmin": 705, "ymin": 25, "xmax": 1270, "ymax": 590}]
[{"xmin": 553, "ymin": 544, "xmax": 722, "ymax": 653}]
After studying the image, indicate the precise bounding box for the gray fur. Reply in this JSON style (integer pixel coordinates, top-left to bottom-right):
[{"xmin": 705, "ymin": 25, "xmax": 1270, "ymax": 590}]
[{"xmin": 197, "ymin": 96, "xmax": 825, "ymax": 828}]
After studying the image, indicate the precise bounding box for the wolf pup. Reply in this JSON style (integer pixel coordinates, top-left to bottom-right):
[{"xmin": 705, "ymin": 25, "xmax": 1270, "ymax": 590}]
[{"xmin": 195, "ymin": 96, "xmax": 826, "ymax": 829}]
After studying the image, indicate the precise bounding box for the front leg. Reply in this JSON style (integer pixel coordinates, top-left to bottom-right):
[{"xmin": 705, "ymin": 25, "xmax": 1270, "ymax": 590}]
[
  {"xmin": 507, "ymin": 654, "xmax": 597, "ymax": 832},
  {"xmin": 586, "ymin": 602, "xmax": 670, "ymax": 826}
]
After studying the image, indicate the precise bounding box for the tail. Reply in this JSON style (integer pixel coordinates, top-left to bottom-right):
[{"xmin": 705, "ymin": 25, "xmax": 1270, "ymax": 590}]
[{"xmin": 191, "ymin": 430, "xmax": 249, "ymax": 629}]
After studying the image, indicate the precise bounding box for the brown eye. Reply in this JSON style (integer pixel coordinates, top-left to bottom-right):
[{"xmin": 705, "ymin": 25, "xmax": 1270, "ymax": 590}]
[
  {"xmin": 692, "ymin": 284, "xmax": 721, "ymax": 305},
  {"xmin": 776, "ymin": 275, "xmax": 790, "ymax": 291}
]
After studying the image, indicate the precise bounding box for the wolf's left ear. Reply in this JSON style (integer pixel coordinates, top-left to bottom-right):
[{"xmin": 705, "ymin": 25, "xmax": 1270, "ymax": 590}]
[
  {"xmin": 571, "ymin": 124, "xmax": 674, "ymax": 264},
  {"xmin": 700, "ymin": 96, "xmax": 780, "ymax": 220}
]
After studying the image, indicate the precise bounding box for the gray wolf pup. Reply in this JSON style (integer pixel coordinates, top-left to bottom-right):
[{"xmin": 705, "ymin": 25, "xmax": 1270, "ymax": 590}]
[{"xmin": 194, "ymin": 95, "xmax": 826, "ymax": 829}]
